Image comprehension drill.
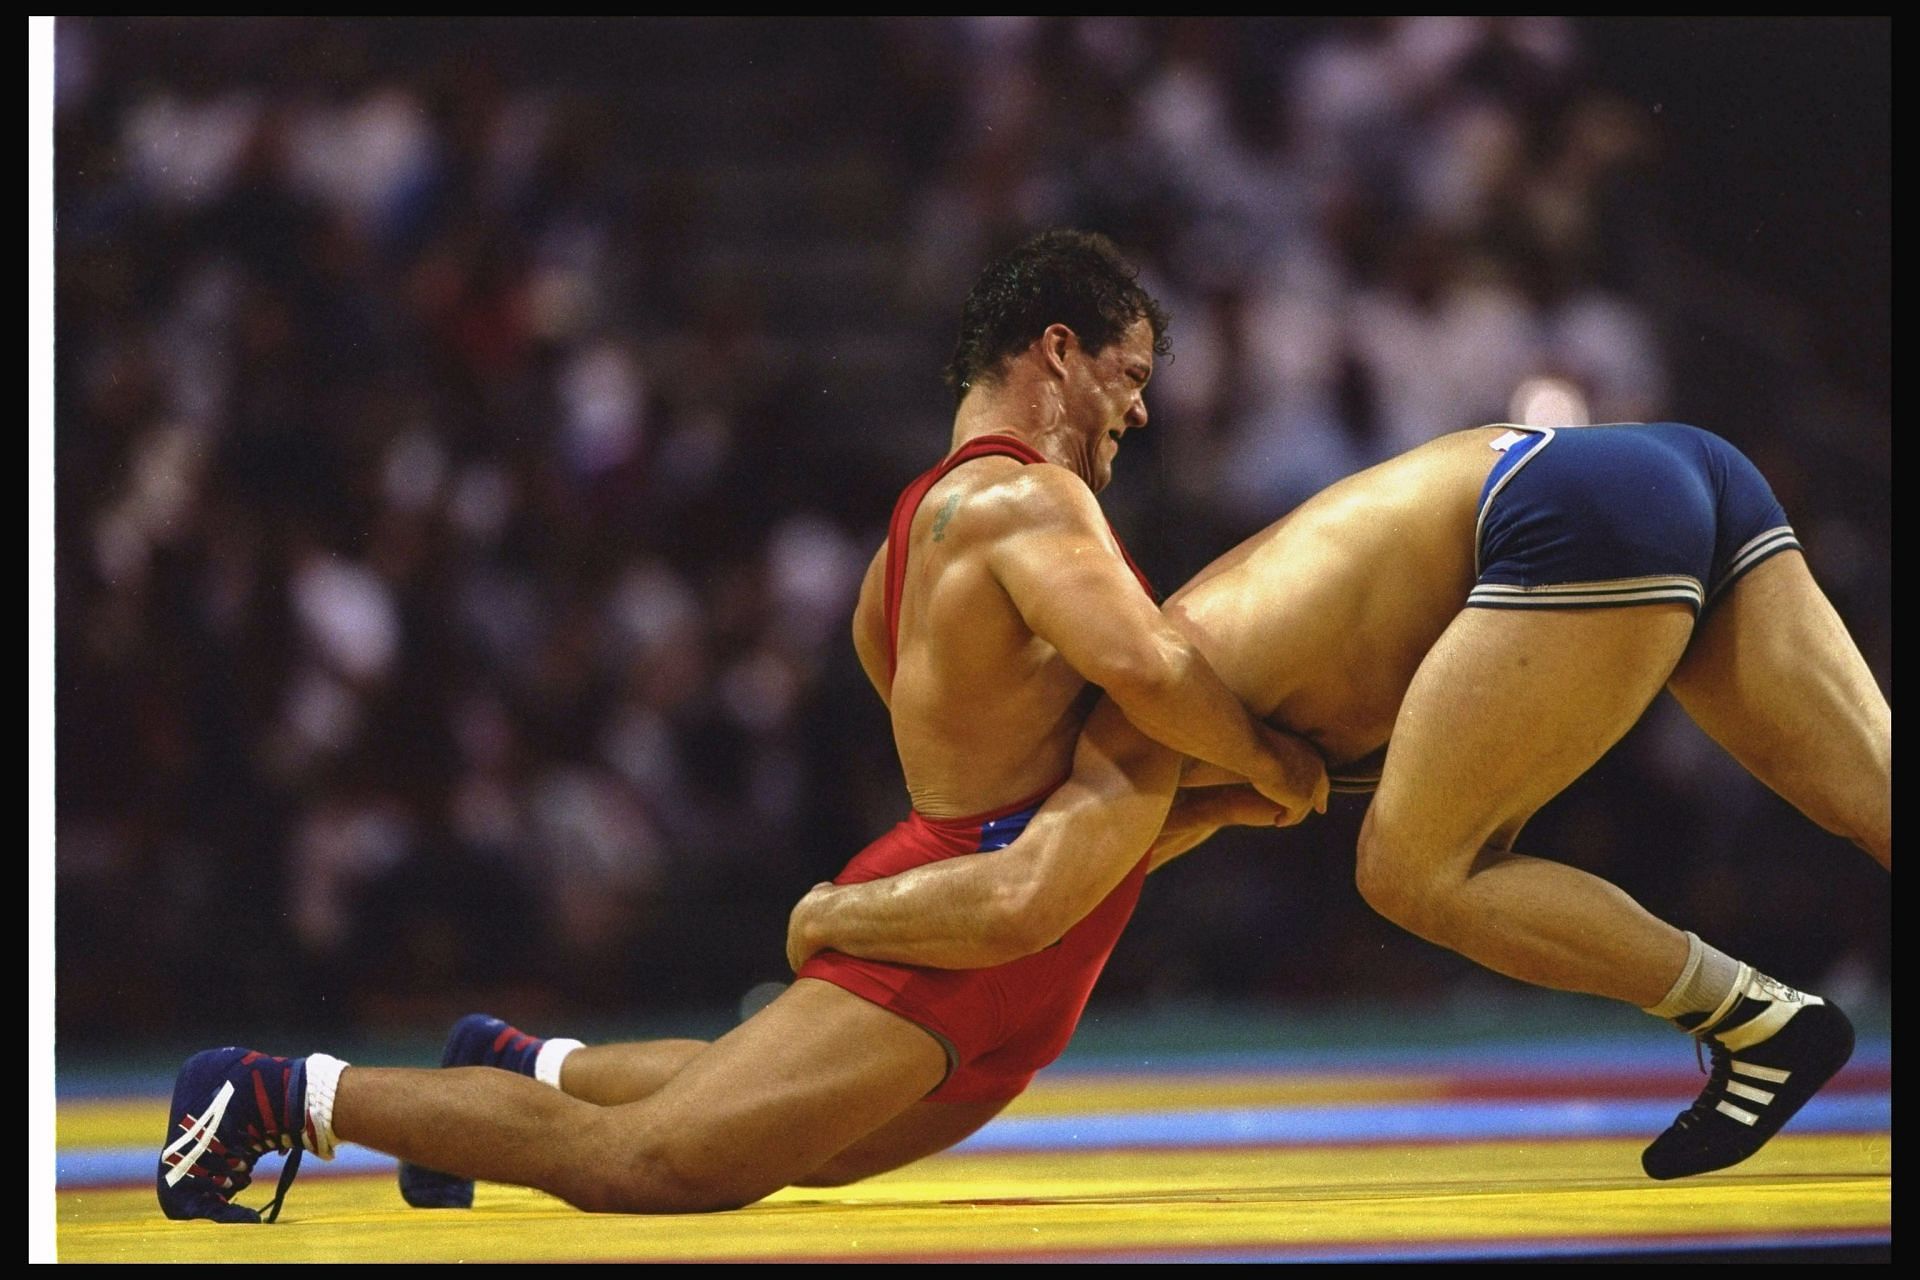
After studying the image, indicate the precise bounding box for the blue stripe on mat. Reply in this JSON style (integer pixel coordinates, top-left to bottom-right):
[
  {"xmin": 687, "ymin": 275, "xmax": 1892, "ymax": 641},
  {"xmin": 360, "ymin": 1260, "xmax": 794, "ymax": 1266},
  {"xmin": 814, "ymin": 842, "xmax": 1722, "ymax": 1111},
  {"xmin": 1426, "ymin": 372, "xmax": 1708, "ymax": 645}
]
[
  {"xmin": 1055, "ymin": 1038, "xmax": 1893, "ymax": 1078},
  {"xmin": 64, "ymin": 1143, "xmax": 396, "ymax": 1188},
  {"xmin": 954, "ymin": 1093, "xmax": 1890, "ymax": 1152},
  {"xmin": 62, "ymin": 1093, "xmax": 1890, "ymax": 1188},
  {"xmin": 54, "ymin": 1039, "xmax": 1893, "ymax": 1099}
]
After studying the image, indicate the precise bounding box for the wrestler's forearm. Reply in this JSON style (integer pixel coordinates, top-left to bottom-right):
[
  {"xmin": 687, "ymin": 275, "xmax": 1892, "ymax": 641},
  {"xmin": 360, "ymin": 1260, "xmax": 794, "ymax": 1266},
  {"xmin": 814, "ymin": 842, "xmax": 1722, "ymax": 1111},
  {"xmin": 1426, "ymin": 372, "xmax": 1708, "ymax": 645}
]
[
  {"xmin": 797, "ymin": 801, "xmax": 1168, "ymax": 968},
  {"xmin": 796, "ymin": 857, "xmax": 1052, "ymax": 969},
  {"xmin": 1144, "ymin": 778, "xmax": 1313, "ymax": 873},
  {"xmin": 791, "ymin": 701, "xmax": 1181, "ymax": 970},
  {"xmin": 1099, "ymin": 636, "xmax": 1322, "ymax": 817},
  {"xmin": 1147, "ymin": 785, "xmax": 1274, "ymax": 871}
]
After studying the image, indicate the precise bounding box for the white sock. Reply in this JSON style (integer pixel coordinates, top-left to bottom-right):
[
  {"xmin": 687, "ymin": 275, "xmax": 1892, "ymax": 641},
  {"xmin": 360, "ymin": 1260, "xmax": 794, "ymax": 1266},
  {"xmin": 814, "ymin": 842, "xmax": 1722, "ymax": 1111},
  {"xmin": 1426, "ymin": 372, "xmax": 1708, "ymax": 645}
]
[
  {"xmin": 303, "ymin": 1053, "xmax": 349, "ymax": 1160},
  {"xmin": 1644, "ymin": 931, "xmax": 1745, "ymax": 1022},
  {"xmin": 533, "ymin": 1038, "xmax": 584, "ymax": 1089}
]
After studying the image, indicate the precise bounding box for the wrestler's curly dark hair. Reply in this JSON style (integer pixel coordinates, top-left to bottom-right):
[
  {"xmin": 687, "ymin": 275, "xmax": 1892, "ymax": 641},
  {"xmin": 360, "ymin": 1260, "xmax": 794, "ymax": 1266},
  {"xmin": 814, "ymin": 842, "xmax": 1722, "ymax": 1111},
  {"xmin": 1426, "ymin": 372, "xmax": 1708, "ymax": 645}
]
[{"xmin": 943, "ymin": 229, "xmax": 1171, "ymax": 405}]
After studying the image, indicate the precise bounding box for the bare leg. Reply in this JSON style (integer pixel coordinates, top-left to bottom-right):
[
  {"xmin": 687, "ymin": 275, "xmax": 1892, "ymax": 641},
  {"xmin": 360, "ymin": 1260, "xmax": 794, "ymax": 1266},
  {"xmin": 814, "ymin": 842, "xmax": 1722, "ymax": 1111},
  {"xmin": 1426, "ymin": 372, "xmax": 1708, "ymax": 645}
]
[
  {"xmin": 559, "ymin": 1041, "xmax": 707, "ymax": 1106},
  {"xmin": 795, "ymin": 1099, "xmax": 1010, "ymax": 1186},
  {"xmin": 335, "ymin": 979, "xmax": 947, "ymax": 1213},
  {"xmin": 1666, "ymin": 552, "xmax": 1891, "ymax": 869},
  {"xmin": 1357, "ymin": 603, "xmax": 1696, "ymax": 1007},
  {"xmin": 418, "ymin": 1027, "xmax": 1002, "ymax": 1189}
]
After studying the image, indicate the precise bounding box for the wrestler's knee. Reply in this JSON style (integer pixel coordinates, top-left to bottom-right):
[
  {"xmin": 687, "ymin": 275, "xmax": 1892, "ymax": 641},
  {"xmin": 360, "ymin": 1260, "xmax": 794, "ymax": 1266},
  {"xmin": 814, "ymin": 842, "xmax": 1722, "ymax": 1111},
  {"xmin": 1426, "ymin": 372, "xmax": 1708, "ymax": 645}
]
[{"xmin": 1354, "ymin": 810, "xmax": 1457, "ymax": 936}]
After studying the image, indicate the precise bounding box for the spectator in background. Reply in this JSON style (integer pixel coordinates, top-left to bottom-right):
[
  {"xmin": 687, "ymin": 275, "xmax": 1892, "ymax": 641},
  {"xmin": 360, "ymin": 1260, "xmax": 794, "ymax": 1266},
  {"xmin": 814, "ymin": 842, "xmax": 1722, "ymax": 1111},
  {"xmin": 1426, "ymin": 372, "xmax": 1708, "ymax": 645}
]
[{"xmin": 53, "ymin": 17, "xmax": 1887, "ymax": 1039}]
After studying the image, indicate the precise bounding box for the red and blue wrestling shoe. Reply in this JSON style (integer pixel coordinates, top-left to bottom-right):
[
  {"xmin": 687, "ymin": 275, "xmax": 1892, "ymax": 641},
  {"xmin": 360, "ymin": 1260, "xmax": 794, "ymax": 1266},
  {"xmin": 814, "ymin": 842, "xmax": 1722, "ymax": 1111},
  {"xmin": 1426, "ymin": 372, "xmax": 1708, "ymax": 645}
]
[
  {"xmin": 397, "ymin": 1013, "xmax": 551, "ymax": 1209},
  {"xmin": 157, "ymin": 1048, "xmax": 311, "ymax": 1223}
]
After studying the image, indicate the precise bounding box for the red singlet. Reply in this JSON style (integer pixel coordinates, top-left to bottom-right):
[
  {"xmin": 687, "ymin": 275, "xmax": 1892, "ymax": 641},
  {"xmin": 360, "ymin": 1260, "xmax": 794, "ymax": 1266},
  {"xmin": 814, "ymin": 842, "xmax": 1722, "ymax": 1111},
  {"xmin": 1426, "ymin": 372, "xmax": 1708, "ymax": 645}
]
[{"xmin": 798, "ymin": 436, "xmax": 1153, "ymax": 1102}]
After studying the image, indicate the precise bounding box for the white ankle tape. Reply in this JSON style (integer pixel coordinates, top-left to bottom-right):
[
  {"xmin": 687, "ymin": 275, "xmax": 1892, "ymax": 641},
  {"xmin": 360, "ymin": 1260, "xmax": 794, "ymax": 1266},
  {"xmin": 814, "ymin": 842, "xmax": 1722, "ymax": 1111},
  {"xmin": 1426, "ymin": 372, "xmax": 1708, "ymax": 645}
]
[
  {"xmin": 1644, "ymin": 933, "xmax": 1706, "ymax": 1019},
  {"xmin": 303, "ymin": 1053, "xmax": 349, "ymax": 1160},
  {"xmin": 533, "ymin": 1038, "xmax": 584, "ymax": 1089},
  {"xmin": 1646, "ymin": 932, "xmax": 1747, "ymax": 1026},
  {"xmin": 1692, "ymin": 962, "xmax": 1756, "ymax": 1037}
]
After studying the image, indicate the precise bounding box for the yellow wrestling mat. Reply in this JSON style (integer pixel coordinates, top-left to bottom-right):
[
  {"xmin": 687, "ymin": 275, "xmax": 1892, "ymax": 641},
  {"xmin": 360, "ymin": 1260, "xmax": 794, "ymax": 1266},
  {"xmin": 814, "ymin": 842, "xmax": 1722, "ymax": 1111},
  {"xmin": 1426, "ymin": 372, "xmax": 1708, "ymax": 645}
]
[{"xmin": 57, "ymin": 1064, "xmax": 1892, "ymax": 1262}]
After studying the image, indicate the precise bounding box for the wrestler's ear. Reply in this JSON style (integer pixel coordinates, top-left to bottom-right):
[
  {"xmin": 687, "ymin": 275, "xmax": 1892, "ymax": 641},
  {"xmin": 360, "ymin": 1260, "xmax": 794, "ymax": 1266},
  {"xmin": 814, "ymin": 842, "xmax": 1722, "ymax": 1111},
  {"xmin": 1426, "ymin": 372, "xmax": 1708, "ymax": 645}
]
[{"xmin": 1039, "ymin": 323, "xmax": 1077, "ymax": 380}]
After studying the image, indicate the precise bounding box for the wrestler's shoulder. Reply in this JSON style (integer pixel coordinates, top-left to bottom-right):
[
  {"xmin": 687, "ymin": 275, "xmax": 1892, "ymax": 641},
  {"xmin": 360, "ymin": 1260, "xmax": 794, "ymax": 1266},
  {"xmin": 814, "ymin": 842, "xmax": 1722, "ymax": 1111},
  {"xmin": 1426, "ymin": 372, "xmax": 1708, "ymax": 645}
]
[{"xmin": 927, "ymin": 460, "xmax": 1101, "ymax": 546}]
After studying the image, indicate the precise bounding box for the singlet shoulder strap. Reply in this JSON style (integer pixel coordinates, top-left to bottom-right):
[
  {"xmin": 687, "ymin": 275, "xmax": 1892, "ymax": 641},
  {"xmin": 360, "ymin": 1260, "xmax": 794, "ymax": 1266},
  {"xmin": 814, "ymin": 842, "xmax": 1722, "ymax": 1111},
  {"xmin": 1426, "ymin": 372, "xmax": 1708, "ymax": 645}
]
[
  {"xmin": 883, "ymin": 436, "xmax": 1045, "ymax": 682},
  {"xmin": 881, "ymin": 434, "xmax": 1157, "ymax": 684}
]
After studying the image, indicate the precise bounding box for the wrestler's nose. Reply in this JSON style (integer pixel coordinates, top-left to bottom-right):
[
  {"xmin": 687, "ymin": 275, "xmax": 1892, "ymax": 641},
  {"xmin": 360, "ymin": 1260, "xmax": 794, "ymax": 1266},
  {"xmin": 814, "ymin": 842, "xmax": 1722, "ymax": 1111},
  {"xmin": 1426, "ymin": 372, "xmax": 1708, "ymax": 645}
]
[{"xmin": 1126, "ymin": 393, "xmax": 1148, "ymax": 430}]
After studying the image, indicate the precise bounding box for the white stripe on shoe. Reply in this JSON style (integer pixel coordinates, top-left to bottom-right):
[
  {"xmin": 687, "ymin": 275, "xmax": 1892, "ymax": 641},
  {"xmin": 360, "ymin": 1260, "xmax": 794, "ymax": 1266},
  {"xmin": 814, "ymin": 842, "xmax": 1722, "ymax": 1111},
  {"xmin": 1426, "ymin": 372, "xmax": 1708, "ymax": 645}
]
[
  {"xmin": 1717, "ymin": 1000, "xmax": 1802, "ymax": 1052},
  {"xmin": 1724, "ymin": 1080, "xmax": 1776, "ymax": 1105},
  {"xmin": 1731, "ymin": 1060, "xmax": 1793, "ymax": 1084},
  {"xmin": 1714, "ymin": 1100, "xmax": 1760, "ymax": 1126},
  {"xmin": 160, "ymin": 1080, "xmax": 235, "ymax": 1186}
]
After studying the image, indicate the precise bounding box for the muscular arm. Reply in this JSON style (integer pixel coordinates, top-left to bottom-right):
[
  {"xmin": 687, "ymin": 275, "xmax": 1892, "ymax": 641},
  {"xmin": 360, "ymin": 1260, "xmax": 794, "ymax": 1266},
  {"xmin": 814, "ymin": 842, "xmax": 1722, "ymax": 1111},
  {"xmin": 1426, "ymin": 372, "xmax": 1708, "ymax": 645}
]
[
  {"xmin": 790, "ymin": 699, "xmax": 1174, "ymax": 970},
  {"xmin": 1150, "ymin": 784, "xmax": 1292, "ymax": 872},
  {"xmin": 984, "ymin": 468, "xmax": 1325, "ymax": 816}
]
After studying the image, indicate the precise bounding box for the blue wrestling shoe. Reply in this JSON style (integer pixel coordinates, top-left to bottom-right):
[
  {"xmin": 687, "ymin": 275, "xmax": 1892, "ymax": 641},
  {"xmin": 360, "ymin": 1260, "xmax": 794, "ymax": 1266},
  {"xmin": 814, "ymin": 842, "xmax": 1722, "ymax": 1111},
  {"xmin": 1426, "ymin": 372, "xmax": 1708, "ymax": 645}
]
[
  {"xmin": 397, "ymin": 1013, "xmax": 552, "ymax": 1209},
  {"xmin": 1642, "ymin": 978, "xmax": 1855, "ymax": 1180},
  {"xmin": 157, "ymin": 1048, "xmax": 310, "ymax": 1223}
]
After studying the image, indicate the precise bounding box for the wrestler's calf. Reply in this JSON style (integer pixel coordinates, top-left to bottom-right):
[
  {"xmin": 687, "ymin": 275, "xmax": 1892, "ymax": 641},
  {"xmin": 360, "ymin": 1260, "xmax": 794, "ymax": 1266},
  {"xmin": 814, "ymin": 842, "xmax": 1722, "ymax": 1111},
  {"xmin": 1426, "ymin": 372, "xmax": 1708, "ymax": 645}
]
[
  {"xmin": 549, "ymin": 1110, "xmax": 772, "ymax": 1214},
  {"xmin": 563, "ymin": 1143, "xmax": 764, "ymax": 1215}
]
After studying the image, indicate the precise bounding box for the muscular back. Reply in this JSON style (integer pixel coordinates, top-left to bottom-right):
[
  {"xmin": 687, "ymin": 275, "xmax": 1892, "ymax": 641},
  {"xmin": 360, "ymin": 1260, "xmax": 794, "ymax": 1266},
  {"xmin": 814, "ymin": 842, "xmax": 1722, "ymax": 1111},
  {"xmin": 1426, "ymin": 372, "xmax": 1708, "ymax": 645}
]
[
  {"xmin": 1167, "ymin": 428, "xmax": 1510, "ymax": 768},
  {"xmin": 854, "ymin": 457, "xmax": 1127, "ymax": 818}
]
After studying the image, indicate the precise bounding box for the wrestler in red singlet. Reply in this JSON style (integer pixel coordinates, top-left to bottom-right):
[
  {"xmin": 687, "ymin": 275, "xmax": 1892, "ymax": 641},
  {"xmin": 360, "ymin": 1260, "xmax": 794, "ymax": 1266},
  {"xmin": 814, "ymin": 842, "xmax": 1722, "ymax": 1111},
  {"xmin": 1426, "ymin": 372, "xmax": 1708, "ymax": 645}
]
[
  {"xmin": 159, "ymin": 231, "xmax": 1326, "ymax": 1224},
  {"xmin": 798, "ymin": 435, "xmax": 1154, "ymax": 1101}
]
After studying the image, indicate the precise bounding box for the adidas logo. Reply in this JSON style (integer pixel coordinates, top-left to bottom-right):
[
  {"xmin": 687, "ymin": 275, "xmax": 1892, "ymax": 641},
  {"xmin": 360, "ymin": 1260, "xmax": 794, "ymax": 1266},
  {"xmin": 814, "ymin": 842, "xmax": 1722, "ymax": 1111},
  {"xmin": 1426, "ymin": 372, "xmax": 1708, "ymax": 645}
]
[
  {"xmin": 1714, "ymin": 1060, "xmax": 1793, "ymax": 1126},
  {"xmin": 1750, "ymin": 974, "xmax": 1811, "ymax": 1005}
]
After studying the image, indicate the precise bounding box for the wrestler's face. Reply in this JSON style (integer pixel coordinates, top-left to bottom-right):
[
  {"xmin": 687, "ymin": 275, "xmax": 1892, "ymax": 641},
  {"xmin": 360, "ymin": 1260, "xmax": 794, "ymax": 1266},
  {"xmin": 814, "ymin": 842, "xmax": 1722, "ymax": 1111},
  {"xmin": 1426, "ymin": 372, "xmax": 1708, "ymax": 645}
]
[{"xmin": 1070, "ymin": 317, "xmax": 1154, "ymax": 493}]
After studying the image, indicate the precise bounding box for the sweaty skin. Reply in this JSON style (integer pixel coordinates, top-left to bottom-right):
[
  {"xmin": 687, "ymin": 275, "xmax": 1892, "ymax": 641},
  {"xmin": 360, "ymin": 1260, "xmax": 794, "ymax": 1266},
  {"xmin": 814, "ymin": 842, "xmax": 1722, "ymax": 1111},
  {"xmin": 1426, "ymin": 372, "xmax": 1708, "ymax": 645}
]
[
  {"xmin": 1162, "ymin": 427, "xmax": 1495, "ymax": 762},
  {"xmin": 864, "ymin": 317, "xmax": 1327, "ymax": 820},
  {"xmin": 307, "ymin": 307, "xmax": 1327, "ymax": 1218},
  {"xmin": 787, "ymin": 426, "xmax": 1891, "ymax": 992},
  {"xmin": 787, "ymin": 427, "xmax": 1495, "ymax": 967}
]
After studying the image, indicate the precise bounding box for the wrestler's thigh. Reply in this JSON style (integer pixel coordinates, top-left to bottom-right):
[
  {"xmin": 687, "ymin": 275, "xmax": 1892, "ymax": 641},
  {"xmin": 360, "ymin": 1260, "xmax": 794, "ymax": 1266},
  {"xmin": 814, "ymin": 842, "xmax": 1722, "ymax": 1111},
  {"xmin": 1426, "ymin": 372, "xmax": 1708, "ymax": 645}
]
[
  {"xmin": 1666, "ymin": 551, "xmax": 1891, "ymax": 860},
  {"xmin": 1368, "ymin": 603, "xmax": 1697, "ymax": 861},
  {"xmin": 602, "ymin": 977, "xmax": 948, "ymax": 1207},
  {"xmin": 794, "ymin": 1098, "xmax": 1010, "ymax": 1186}
]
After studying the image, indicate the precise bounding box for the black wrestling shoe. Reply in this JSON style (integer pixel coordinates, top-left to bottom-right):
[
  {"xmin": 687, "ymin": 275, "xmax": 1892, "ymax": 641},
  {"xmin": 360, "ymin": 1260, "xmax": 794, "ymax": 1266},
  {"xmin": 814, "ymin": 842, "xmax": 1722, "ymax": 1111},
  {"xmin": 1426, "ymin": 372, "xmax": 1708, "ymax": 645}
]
[{"xmin": 1642, "ymin": 974, "xmax": 1854, "ymax": 1181}]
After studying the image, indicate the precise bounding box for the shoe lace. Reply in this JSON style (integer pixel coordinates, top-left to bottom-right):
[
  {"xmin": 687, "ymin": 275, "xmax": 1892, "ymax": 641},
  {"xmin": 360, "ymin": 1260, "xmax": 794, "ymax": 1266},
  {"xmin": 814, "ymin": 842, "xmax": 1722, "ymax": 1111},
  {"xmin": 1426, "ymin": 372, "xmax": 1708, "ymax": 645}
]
[
  {"xmin": 1668, "ymin": 1035, "xmax": 1734, "ymax": 1135},
  {"xmin": 193, "ymin": 1058, "xmax": 307, "ymax": 1223},
  {"xmin": 260, "ymin": 1149, "xmax": 304, "ymax": 1223}
]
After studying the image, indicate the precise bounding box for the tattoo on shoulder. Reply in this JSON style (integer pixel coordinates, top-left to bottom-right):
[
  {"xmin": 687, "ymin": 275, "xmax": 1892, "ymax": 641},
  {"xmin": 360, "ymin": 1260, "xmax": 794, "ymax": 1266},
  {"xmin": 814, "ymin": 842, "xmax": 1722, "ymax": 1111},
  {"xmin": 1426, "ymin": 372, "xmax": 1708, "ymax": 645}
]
[{"xmin": 931, "ymin": 492, "xmax": 961, "ymax": 542}]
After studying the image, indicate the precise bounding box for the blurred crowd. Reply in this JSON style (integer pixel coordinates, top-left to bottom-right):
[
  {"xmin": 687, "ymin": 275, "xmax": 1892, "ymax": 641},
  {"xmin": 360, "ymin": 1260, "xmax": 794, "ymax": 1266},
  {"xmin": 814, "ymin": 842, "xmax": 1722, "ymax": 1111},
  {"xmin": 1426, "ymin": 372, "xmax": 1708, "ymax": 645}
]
[{"xmin": 53, "ymin": 18, "xmax": 1888, "ymax": 1041}]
